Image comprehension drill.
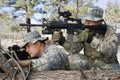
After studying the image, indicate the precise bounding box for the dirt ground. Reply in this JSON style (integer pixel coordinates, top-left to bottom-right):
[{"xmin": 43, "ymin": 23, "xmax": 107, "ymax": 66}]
[
  {"xmin": 28, "ymin": 70, "xmax": 120, "ymax": 80},
  {"xmin": 0, "ymin": 70, "xmax": 120, "ymax": 80}
]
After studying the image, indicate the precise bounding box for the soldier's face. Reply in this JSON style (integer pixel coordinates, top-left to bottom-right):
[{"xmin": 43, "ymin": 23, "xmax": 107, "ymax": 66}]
[
  {"xmin": 84, "ymin": 20, "xmax": 102, "ymax": 26},
  {"xmin": 25, "ymin": 42, "xmax": 41, "ymax": 58}
]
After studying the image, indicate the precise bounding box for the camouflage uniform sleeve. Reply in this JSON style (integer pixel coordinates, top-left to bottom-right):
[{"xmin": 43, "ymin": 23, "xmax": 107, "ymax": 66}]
[
  {"xmin": 31, "ymin": 45, "xmax": 69, "ymax": 71},
  {"xmin": 90, "ymin": 26, "xmax": 118, "ymax": 57},
  {"xmin": 62, "ymin": 40, "xmax": 84, "ymax": 54}
]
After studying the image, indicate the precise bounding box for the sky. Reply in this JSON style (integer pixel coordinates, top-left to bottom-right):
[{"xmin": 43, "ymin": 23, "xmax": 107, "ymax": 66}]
[{"xmin": 94, "ymin": 0, "xmax": 120, "ymax": 9}]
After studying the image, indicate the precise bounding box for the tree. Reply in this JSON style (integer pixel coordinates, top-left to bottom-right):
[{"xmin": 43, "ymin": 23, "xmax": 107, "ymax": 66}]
[
  {"xmin": 41, "ymin": 0, "xmax": 95, "ymax": 21},
  {"xmin": 16, "ymin": 0, "xmax": 39, "ymax": 32},
  {"xmin": 104, "ymin": 2, "xmax": 120, "ymax": 25},
  {"xmin": 0, "ymin": 0, "xmax": 4, "ymax": 6},
  {"xmin": 62, "ymin": 0, "xmax": 95, "ymax": 18}
]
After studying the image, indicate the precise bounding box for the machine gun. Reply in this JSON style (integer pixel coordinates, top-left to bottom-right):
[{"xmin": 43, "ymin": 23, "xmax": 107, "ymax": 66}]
[
  {"xmin": 20, "ymin": 10, "xmax": 83, "ymax": 34},
  {"xmin": 20, "ymin": 10, "xmax": 107, "ymax": 41},
  {"xmin": 42, "ymin": 11, "xmax": 83, "ymax": 35},
  {"xmin": 42, "ymin": 10, "xmax": 107, "ymax": 35},
  {"xmin": 7, "ymin": 45, "xmax": 30, "ymax": 60},
  {"xmin": 20, "ymin": 10, "xmax": 83, "ymax": 41}
]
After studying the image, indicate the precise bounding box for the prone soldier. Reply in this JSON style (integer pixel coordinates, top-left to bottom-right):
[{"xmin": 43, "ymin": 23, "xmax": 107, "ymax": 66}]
[
  {"xmin": 52, "ymin": 6, "xmax": 120, "ymax": 70},
  {"xmin": 0, "ymin": 31, "xmax": 69, "ymax": 79}
]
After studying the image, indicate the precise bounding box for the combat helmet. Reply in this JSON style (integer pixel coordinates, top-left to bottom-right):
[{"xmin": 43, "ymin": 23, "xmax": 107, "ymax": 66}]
[{"xmin": 84, "ymin": 6, "xmax": 104, "ymax": 21}]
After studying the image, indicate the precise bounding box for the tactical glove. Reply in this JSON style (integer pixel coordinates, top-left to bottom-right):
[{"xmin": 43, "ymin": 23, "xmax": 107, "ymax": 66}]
[
  {"xmin": 75, "ymin": 29, "xmax": 95, "ymax": 43},
  {"xmin": 52, "ymin": 31, "xmax": 60, "ymax": 42},
  {"xmin": 75, "ymin": 29, "xmax": 88, "ymax": 42},
  {"xmin": 52, "ymin": 31, "xmax": 65, "ymax": 45}
]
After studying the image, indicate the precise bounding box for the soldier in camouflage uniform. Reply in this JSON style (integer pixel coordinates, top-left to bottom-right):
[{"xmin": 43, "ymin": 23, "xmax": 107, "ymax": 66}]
[
  {"xmin": 22, "ymin": 31, "xmax": 69, "ymax": 70},
  {"xmin": 0, "ymin": 31, "xmax": 69, "ymax": 79},
  {"xmin": 52, "ymin": 6, "xmax": 120, "ymax": 70}
]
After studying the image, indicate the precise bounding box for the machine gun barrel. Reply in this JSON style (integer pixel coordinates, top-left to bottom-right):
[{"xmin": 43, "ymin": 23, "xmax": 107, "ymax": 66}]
[{"xmin": 19, "ymin": 24, "xmax": 43, "ymax": 27}]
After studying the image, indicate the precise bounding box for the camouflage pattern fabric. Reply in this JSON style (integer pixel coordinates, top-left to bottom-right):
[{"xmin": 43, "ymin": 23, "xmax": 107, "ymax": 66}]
[
  {"xmin": 21, "ymin": 30, "xmax": 48, "ymax": 48},
  {"xmin": 51, "ymin": 6, "xmax": 119, "ymax": 70},
  {"xmin": 68, "ymin": 25, "xmax": 120, "ymax": 70},
  {"xmin": 83, "ymin": 6, "xmax": 103, "ymax": 21},
  {"xmin": 0, "ymin": 52, "xmax": 13, "ymax": 73},
  {"xmin": 88, "ymin": 25, "xmax": 119, "ymax": 69},
  {"xmin": 62, "ymin": 41, "xmax": 83, "ymax": 54},
  {"xmin": 0, "ymin": 51, "xmax": 16, "ymax": 79},
  {"xmin": 68, "ymin": 54, "xmax": 93, "ymax": 70},
  {"xmin": 32, "ymin": 44, "xmax": 69, "ymax": 71}
]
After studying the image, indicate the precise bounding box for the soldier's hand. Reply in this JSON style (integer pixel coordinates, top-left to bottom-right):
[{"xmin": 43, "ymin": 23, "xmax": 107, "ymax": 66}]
[
  {"xmin": 52, "ymin": 31, "xmax": 66, "ymax": 45},
  {"xmin": 75, "ymin": 29, "xmax": 89, "ymax": 42},
  {"xmin": 52, "ymin": 31, "xmax": 60, "ymax": 42},
  {"xmin": 75, "ymin": 29, "xmax": 94, "ymax": 43}
]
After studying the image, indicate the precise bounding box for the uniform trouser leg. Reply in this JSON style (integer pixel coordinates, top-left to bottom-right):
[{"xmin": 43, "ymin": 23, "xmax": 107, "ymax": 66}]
[
  {"xmin": 68, "ymin": 54, "xmax": 93, "ymax": 70},
  {"xmin": 94, "ymin": 59, "xmax": 120, "ymax": 70}
]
